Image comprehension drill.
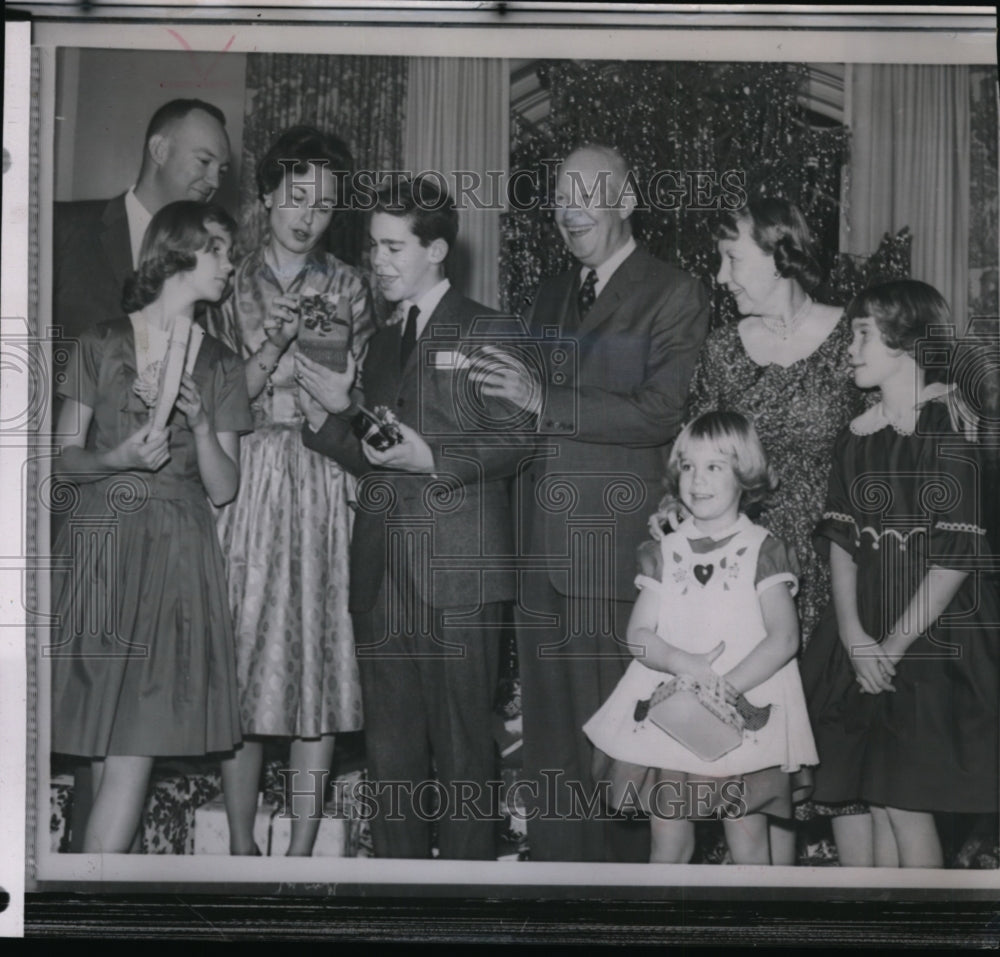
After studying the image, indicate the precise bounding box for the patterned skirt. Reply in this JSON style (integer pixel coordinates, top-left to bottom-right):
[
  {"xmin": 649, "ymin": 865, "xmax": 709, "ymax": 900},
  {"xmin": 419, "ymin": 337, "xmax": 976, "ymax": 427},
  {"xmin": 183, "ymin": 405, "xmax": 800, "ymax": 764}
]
[{"xmin": 217, "ymin": 426, "xmax": 363, "ymax": 737}]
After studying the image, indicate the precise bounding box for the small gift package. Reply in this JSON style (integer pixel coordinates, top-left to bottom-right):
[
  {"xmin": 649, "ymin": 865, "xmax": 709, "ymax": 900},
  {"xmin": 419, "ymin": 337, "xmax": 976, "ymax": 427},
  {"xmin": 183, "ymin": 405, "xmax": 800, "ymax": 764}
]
[
  {"xmin": 634, "ymin": 673, "xmax": 772, "ymax": 763},
  {"xmin": 296, "ymin": 288, "xmax": 352, "ymax": 372},
  {"xmin": 349, "ymin": 404, "xmax": 404, "ymax": 451}
]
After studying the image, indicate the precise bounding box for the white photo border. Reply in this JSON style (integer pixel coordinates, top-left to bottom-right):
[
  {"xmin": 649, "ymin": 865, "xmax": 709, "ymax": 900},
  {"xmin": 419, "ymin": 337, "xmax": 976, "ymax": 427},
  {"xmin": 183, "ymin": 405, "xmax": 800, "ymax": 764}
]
[{"xmin": 5, "ymin": 3, "xmax": 999, "ymax": 921}]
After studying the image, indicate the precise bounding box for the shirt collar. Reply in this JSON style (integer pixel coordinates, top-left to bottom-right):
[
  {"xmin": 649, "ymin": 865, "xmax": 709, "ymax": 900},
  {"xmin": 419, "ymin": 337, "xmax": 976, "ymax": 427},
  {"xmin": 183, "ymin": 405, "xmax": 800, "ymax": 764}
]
[
  {"xmin": 580, "ymin": 236, "xmax": 637, "ymax": 294},
  {"xmin": 124, "ymin": 187, "xmax": 154, "ymax": 268},
  {"xmin": 849, "ymin": 381, "xmax": 954, "ymax": 436},
  {"xmin": 258, "ymin": 243, "xmax": 328, "ymax": 292},
  {"xmin": 402, "ymin": 278, "xmax": 451, "ymax": 338},
  {"xmin": 678, "ymin": 512, "xmax": 751, "ymax": 542}
]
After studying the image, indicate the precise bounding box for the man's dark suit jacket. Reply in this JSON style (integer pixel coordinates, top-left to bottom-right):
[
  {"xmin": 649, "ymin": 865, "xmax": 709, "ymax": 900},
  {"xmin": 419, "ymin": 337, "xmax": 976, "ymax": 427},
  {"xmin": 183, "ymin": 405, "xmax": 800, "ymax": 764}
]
[
  {"xmin": 303, "ymin": 286, "xmax": 527, "ymax": 614},
  {"xmin": 53, "ymin": 193, "xmax": 133, "ymax": 341},
  {"xmin": 523, "ymin": 244, "xmax": 710, "ymax": 602}
]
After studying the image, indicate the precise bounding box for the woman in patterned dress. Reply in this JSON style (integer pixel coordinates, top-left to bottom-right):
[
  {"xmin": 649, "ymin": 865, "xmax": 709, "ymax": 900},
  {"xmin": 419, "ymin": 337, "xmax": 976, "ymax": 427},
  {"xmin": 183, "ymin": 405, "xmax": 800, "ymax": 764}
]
[
  {"xmin": 684, "ymin": 198, "xmax": 868, "ymax": 864},
  {"xmin": 213, "ymin": 127, "xmax": 375, "ymax": 855}
]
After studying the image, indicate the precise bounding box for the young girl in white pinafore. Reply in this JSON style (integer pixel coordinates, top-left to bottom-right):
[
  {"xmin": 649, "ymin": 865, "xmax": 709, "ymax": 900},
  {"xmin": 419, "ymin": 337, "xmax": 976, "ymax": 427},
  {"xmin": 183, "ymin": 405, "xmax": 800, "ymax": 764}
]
[{"xmin": 584, "ymin": 411, "xmax": 818, "ymax": 864}]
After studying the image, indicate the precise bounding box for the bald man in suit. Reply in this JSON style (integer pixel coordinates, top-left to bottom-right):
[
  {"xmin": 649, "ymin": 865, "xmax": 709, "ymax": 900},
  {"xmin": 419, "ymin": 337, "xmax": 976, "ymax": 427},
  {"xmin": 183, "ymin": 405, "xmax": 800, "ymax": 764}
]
[
  {"xmin": 53, "ymin": 98, "xmax": 231, "ymax": 342},
  {"xmin": 485, "ymin": 144, "xmax": 710, "ymax": 862}
]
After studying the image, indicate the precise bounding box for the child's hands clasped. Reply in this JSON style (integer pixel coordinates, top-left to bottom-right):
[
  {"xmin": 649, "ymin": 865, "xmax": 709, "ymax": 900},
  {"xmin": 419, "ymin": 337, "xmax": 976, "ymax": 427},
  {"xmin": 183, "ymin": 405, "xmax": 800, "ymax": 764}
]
[
  {"xmin": 847, "ymin": 632, "xmax": 896, "ymax": 695},
  {"xmin": 176, "ymin": 373, "xmax": 209, "ymax": 434},
  {"xmin": 677, "ymin": 640, "xmax": 726, "ymax": 684}
]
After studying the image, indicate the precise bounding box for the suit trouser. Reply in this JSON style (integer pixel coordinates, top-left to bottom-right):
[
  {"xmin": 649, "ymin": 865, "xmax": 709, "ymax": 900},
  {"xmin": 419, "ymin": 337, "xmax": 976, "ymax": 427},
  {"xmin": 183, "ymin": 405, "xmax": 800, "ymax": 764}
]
[
  {"xmin": 352, "ymin": 576, "xmax": 502, "ymax": 860},
  {"xmin": 516, "ymin": 567, "xmax": 651, "ymax": 863}
]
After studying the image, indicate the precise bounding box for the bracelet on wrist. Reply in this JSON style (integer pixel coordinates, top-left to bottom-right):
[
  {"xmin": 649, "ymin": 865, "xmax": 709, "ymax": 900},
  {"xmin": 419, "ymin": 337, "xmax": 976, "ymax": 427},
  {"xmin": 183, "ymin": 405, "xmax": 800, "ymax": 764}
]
[
  {"xmin": 255, "ymin": 346, "xmax": 279, "ymax": 375},
  {"xmin": 254, "ymin": 345, "xmax": 280, "ymax": 396}
]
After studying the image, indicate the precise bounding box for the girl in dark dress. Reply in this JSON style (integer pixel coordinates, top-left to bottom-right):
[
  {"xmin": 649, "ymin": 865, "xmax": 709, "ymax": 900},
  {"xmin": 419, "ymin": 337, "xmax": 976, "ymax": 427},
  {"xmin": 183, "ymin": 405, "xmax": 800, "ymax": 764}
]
[
  {"xmin": 50, "ymin": 202, "xmax": 252, "ymax": 853},
  {"xmin": 803, "ymin": 279, "xmax": 999, "ymax": 867}
]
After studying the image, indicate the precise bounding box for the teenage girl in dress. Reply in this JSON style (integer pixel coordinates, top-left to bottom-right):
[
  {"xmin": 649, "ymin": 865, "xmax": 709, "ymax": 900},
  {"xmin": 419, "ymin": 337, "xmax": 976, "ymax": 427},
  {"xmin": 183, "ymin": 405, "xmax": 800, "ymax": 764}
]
[
  {"xmin": 802, "ymin": 279, "xmax": 999, "ymax": 867},
  {"xmin": 50, "ymin": 201, "xmax": 252, "ymax": 853},
  {"xmin": 584, "ymin": 411, "xmax": 818, "ymax": 864}
]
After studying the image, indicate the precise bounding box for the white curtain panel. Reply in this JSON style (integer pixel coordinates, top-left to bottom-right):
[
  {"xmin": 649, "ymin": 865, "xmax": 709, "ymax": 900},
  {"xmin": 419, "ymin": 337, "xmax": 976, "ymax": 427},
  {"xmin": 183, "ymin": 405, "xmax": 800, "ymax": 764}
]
[
  {"xmin": 842, "ymin": 64, "xmax": 971, "ymax": 333},
  {"xmin": 404, "ymin": 57, "xmax": 510, "ymax": 311}
]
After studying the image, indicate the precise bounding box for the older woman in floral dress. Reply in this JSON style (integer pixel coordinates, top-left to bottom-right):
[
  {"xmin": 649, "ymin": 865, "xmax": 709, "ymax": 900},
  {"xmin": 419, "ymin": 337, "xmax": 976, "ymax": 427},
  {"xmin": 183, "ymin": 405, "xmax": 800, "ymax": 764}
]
[{"xmin": 684, "ymin": 198, "xmax": 868, "ymax": 865}]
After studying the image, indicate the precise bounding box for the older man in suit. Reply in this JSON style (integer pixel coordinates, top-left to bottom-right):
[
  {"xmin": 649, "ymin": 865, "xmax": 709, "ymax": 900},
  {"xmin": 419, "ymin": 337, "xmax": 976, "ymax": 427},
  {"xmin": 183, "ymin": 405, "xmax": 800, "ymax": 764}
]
[
  {"xmin": 297, "ymin": 176, "xmax": 528, "ymax": 859},
  {"xmin": 53, "ymin": 98, "xmax": 230, "ymax": 341},
  {"xmin": 485, "ymin": 144, "xmax": 710, "ymax": 862}
]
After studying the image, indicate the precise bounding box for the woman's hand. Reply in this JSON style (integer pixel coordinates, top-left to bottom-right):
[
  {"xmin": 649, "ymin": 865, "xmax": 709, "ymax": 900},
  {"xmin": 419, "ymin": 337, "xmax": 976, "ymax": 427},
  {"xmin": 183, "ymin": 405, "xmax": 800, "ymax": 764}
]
[
  {"xmin": 263, "ymin": 294, "xmax": 300, "ymax": 351},
  {"xmin": 176, "ymin": 373, "xmax": 209, "ymax": 434},
  {"xmin": 109, "ymin": 421, "xmax": 171, "ymax": 472},
  {"xmin": 295, "ymin": 352, "xmax": 356, "ymax": 414}
]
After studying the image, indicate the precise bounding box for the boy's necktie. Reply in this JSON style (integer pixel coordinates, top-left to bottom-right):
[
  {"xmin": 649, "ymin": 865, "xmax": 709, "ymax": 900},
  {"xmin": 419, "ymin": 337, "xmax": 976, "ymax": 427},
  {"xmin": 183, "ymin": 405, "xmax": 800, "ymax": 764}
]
[{"xmin": 399, "ymin": 303, "xmax": 420, "ymax": 369}]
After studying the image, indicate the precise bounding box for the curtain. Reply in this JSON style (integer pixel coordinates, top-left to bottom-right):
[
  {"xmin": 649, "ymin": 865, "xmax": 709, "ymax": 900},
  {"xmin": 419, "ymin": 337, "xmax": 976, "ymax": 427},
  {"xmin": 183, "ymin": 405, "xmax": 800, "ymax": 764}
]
[
  {"xmin": 841, "ymin": 64, "xmax": 971, "ymax": 333},
  {"xmin": 238, "ymin": 54, "xmax": 408, "ymax": 264},
  {"xmin": 403, "ymin": 57, "xmax": 509, "ymax": 310}
]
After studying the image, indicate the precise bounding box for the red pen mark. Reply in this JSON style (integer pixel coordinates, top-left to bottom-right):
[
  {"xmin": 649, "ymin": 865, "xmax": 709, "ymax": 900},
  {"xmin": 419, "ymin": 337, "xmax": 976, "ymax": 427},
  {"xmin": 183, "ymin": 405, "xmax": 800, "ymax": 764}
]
[{"xmin": 164, "ymin": 29, "xmax": 236, "ymax": 89}]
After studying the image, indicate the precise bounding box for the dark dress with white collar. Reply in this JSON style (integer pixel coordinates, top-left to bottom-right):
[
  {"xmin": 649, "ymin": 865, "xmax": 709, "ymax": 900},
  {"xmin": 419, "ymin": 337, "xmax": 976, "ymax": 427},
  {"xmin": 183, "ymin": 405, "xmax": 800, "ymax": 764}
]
[{"xmin": 802, "ymin": 398, "xmax": 999, "ymax": 813}]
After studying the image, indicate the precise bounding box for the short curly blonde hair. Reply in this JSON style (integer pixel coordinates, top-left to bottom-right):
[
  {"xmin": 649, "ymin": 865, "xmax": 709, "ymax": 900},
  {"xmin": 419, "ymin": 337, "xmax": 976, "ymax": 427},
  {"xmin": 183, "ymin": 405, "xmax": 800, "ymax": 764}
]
[{"xmin": 658, "ymin": 411, "xmax": 778, "ymax": 523}]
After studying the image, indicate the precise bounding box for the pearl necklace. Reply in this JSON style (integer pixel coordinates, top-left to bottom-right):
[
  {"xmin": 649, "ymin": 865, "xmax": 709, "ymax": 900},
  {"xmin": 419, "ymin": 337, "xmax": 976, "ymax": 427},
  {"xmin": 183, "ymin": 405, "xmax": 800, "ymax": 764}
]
[{"xmin": 760, "ymin": 294, "xmax": 813, "ymax": 341}]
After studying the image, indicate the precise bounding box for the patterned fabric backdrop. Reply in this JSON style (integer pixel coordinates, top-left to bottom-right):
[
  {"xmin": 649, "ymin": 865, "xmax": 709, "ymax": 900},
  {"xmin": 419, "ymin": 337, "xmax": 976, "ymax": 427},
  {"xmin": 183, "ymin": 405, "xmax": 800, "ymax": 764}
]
[
  {"xmin": 969, "ymin": 67, "xmax": 999, "ymax": 318},
  {"xmin": 501, "ymin": 61, "xmax": 849, "ymax": 324},
  {"xmin": 238, "ymin": 53, "xmax": 408, "ymax": 265}
]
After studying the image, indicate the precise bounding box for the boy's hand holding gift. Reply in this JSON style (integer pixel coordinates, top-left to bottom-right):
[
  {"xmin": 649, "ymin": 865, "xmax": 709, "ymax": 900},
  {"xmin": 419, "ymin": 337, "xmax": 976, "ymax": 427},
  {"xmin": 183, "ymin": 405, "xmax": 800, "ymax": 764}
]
[{"xmin": 362, "ymin": 420, "xmax": 435, "ymax": 472}]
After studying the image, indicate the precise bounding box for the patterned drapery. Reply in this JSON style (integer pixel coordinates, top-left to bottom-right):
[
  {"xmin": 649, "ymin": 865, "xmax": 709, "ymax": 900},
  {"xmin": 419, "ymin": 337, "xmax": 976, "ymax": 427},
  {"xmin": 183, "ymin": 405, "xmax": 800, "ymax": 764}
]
[
  {"xmin": 969, "ymin": 68, "xmax": 999, "ymax": 320},
  {"xmin": 500, "ymin": 61, "xmax": 848, "ymax": 323},
  {"xmin": 238, "ymin": 53, "xmax": 408, "ymax": 265}
]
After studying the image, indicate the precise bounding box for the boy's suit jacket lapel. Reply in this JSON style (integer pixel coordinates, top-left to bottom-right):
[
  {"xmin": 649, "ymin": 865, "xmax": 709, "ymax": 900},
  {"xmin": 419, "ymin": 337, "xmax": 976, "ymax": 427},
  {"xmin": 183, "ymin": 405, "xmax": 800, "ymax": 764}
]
[{"xmin": 398, "ymin": 286, "xmax": 462, "ymax": 384}]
